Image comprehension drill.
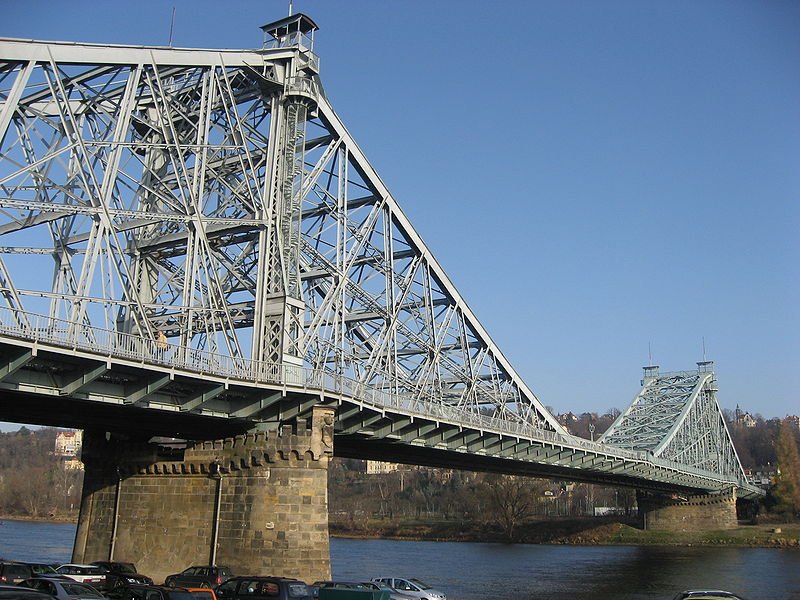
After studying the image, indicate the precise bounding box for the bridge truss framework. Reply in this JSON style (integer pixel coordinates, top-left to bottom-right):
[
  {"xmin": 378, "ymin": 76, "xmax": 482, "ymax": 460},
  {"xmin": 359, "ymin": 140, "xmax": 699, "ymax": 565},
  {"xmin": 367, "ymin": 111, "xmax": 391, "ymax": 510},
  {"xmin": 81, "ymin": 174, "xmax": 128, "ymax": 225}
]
[{"xmin": 0, "ymin": 17, "xmax": 762, "ymax": 500}]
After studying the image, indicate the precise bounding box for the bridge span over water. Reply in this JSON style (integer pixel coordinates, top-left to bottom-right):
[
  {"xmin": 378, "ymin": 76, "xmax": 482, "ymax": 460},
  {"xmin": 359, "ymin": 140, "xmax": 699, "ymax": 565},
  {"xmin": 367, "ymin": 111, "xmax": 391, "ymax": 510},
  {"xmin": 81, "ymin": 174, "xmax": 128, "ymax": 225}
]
[{"xmin": 0, "ymin": 13, "xmax": 760, "ymax": 583}]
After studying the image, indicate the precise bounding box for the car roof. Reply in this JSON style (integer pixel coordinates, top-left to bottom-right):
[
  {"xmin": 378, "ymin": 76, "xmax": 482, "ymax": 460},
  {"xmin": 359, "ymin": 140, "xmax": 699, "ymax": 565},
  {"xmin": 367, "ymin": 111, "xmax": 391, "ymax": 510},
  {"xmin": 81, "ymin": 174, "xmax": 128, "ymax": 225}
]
[
  {"xmin": 0, "ymin": 585, "xmax": 39, "ymax": 590},
  {"xmin": 680, "ymin": 592, "xmax": 742, "ymax": 596},
  {"xmin": 676, "ymin": 592, "xmax": 745, "ymax": 600},
  {"xmin": 0, "ymin": 584, "xmax": 53, "ymax": 594},
  {"xmin": 231, "ymin": 576, "xmax": 300, "ymax": 581}
]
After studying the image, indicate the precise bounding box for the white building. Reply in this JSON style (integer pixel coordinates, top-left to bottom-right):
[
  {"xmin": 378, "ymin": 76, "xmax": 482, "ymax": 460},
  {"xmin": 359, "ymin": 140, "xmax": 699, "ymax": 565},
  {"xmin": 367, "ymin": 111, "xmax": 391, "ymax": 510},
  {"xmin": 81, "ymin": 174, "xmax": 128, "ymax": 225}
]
[
  {"xmin": 366, "ymin": 460, "xmax": 399, "ymax": 474},
  {"xmin": 55, "ymin": 430, "xmax": 82, "ymax": 457}
]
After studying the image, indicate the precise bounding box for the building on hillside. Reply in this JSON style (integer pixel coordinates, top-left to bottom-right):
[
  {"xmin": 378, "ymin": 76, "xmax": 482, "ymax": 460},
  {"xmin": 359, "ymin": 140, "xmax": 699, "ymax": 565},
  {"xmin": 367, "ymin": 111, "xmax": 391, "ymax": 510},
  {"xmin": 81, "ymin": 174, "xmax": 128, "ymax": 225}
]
[
  {"xmin": 734, "ymin": 405, "xmax": 757, "ymax": 428},
  {"xmin": 787, "ymin": 415, "xmax": 800, "ymax": 430},
  {"xmin": 557, "ymin": 412, "xmax": 579, "ymax": 428},
  {"xmin": 366, "ymin": 460, "xmax": 399, "ymax": 475},
  {"xmin": 55, "ymin": 430, "xmax": 82, "ymax": 457}
]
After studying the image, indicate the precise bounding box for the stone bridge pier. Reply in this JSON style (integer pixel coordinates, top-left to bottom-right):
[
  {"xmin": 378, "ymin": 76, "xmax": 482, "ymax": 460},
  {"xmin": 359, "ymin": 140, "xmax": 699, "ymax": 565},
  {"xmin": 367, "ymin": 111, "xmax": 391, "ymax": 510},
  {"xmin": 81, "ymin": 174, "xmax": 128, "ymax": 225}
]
[
  {"xmin": 72, "ymin": 406, "xmax": 335, "ymax": 585},
  {"xmin": 637, "ymin": 488, "xmax": 738, "ymax": 531}
]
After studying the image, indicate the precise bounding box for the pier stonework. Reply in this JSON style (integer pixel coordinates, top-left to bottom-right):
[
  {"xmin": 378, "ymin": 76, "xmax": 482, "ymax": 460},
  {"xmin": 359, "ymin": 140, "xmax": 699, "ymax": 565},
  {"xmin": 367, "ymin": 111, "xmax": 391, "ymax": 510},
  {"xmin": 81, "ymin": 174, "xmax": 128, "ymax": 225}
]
[
  {"xmin": 73, "ymin": 406, "xmax": 335, "ymax": 585},
  {"xmin": 637, "ymin": 488, "xmax": 738, "ymax": 531}
]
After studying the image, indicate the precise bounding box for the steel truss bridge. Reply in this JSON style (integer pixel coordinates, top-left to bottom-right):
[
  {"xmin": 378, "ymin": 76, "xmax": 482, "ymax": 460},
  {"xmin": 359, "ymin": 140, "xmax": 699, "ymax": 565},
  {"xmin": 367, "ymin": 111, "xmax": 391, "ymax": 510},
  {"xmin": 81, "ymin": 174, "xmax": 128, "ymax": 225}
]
[{"xmin": 0, "ymin": 15, "xmax": 761, "ymax": 500}]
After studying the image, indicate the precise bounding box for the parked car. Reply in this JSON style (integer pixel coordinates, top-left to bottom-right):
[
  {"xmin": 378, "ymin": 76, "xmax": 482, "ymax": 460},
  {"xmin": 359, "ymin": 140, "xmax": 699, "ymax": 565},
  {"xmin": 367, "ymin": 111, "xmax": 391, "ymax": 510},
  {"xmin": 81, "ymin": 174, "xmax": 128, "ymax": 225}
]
[
  {"xmin": 0, "ymin": 583, "xmax": 55, "ymax": 600},
  {"xmin": 164, "ymin": 568, "xmax": 233, "ymax": 590},
  {"xmin": 54, "ymin": 565, "xmax": 106, "ymax": 588},
  {"xmin": 363, "ymin": 582, "xmax": 414, "ymax": 600},
  {"xmin": 215, "ymin": 576, "xmax": 312, "ymax": 600},
  {"xmin": 21, "ymin": 577, "xmax": 104, "ymax": 600},
  {"xmin": 0, "ymin": 561, "xmax": 36, "ymax": 584},
  {"xmin": 184, "ymin": 588, "xmax": 217, "ymax": 600},
  {"xmin": 673, "ymin": 592, "xmax": 749, "ymax": 600},
  {"xmin": 370, "ymin": 579, "xmax": 445, "ymax": 600},
  {"xmin": 310, "ymin": 582, "xmax": 369, "ymax": 598},
  {"xmin": 89, "ymin": 562, "xmax": 153, "ymax": 590},
  {"xmin": 106, "ymin": 584, "xmax": 208, "ymax": 600},
  {"xmin": 311, "ymin": 581, "xmax": 409, "ymax": 600}
]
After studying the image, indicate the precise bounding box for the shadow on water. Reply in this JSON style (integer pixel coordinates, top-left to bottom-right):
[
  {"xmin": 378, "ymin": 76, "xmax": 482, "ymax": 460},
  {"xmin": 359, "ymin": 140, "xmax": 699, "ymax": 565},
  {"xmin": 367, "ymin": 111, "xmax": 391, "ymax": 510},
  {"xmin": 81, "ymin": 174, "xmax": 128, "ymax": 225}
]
[{"xmin": 331, "ymin": 538, "xmax": 800, "ymax": 600}]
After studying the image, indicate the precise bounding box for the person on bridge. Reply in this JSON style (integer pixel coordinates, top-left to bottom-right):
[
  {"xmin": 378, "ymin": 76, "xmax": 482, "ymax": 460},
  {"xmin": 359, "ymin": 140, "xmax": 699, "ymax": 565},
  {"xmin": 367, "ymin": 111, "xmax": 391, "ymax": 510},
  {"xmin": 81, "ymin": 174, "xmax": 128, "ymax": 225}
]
[{"xmin": 156, "ymin": 330, "xmax": 168, "ymax": 359}]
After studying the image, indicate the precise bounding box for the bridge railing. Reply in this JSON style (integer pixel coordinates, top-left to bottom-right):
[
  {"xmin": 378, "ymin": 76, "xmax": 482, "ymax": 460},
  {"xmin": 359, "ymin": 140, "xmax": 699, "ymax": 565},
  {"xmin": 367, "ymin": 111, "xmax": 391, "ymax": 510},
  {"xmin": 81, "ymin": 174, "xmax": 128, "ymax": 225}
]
[
  {"xmin": 0, "ymin": 306, "xmax": 566, "ymax": 441},
  {"xmin": 0, "ymin": 305, "xmax": 757, "ymax": 492}
]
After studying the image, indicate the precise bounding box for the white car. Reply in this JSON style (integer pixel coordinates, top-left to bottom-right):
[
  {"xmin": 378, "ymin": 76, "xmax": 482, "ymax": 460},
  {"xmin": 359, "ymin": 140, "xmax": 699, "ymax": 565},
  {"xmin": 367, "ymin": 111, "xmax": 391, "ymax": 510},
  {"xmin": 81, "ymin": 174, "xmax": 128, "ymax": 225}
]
[
  {"xmin": 371, "ymin": 577, "xmax": 446, "ymax": 600},
  {"xmin": 55, "ymin": 564, "xmax": 107, "ymax": 587}
]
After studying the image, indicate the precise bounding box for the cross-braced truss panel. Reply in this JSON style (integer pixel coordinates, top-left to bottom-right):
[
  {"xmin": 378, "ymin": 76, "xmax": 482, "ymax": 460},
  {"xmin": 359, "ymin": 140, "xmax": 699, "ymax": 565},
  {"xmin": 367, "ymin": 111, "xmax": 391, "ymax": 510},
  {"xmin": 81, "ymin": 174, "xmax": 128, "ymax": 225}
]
[
  {"xmin": 0, "ymin": 55, "xmax": 280, "ymax": 358},
  {"xmin": 296, "ymin": 100, "xmax": 561, "ymax": 431},
  {"xmin": 600, "ymin": 367, "xmax": 747, "ymax": 481},
  {"xmin": 600, "ymin": 372, "xmax": 700, "ymax": 451},
  {"xmin": 0, "ymin": 43, "xmax": 565, "ymax": 435}
]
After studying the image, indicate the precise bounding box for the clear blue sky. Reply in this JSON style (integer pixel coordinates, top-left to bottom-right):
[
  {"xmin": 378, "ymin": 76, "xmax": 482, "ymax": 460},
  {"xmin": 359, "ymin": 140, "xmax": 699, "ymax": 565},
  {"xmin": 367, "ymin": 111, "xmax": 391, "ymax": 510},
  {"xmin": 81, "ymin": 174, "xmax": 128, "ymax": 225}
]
[{"xmin": 1, "ymin": 0, "xmax": 797, "ymax": 434}]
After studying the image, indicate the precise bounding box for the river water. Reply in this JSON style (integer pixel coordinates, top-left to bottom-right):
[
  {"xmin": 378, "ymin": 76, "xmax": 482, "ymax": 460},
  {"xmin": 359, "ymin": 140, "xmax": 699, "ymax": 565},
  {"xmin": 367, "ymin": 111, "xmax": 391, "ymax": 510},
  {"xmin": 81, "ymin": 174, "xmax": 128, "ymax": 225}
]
[{"xmin": 1, "ymin": 519, "xmax": 798, "ymax": 599}]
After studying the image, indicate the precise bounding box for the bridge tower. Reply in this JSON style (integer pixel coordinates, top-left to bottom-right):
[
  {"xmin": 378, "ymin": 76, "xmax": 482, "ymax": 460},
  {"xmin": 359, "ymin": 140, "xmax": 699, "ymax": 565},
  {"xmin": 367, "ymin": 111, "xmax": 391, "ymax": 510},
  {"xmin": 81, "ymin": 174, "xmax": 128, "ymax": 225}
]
[
  {"xmin": 600, "ymin": 362, "xmax": 745, "ymax": 530},
  {"xmin": 252, "ymin": 14, "xmax": 316, "ymax": 368},
  {"xmin": 65, "ymin": 14, "xmax": 335, "ymax": 583}
]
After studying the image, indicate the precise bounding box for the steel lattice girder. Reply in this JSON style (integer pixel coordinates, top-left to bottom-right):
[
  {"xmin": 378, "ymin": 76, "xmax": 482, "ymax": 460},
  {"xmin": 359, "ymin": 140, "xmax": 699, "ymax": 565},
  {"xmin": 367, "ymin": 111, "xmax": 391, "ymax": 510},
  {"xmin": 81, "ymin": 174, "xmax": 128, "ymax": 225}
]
[
  {"xmin": 0, "ymin": 37, "xmax": 565, "ymax": 436},
  {"xmin": 0, "ymin": 35, "xmax": 764, "ymax": 500},
  {"xmin": 599, "ymin": 364, "xmax": 748, "ymax": 483}
]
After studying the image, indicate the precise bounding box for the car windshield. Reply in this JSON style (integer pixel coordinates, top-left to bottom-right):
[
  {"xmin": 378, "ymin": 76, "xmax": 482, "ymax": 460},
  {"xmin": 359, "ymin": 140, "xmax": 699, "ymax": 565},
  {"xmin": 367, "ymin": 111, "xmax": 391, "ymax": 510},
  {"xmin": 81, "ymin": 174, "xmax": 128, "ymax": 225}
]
[
  {"xmin": 60, "ymin": 566, "xmax": 104, "ymax": 575},
  {"xmin": 30, "ymin": 566, "xmax": 57, "ymax": 575},
  {"xmin": 409, "ymin": 579, "xmax": 431, "ymax": 590},
  {"xmin": 62, "ymin": 583, "xmax": 104, "ymax": 597},
  {"xmin": 114, "ymin": 565, "xmax": 137, "ymax": 575}
]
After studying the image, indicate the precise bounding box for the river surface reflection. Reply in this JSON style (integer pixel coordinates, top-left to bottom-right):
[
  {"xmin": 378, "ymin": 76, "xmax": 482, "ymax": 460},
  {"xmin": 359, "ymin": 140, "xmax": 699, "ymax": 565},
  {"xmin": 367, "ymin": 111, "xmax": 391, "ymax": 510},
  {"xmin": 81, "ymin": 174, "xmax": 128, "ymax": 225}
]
[
  {"xmin": 1, "ymin": 520, "xmax": 798, "ymax": 599},
  {"xmin": 332, "ymin": 537, "xmax": 800, "ymax": 599}
]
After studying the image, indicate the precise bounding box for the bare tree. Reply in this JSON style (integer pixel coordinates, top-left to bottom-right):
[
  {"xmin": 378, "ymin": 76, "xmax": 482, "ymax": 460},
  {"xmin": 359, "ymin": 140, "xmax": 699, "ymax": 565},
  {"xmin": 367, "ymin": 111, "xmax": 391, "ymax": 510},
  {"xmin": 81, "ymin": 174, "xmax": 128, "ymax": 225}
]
[{"xmin": 485, "ymin": 474, "xmax": 536, "ymax": 541}]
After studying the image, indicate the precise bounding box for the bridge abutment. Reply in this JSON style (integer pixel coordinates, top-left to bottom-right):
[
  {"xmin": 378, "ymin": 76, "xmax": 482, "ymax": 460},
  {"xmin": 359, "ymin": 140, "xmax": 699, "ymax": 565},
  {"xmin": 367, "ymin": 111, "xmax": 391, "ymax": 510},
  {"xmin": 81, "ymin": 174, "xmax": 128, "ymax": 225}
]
[
  {"xmin": 73, "ymin": 406, "xmax": 335, "ymax": 585},
  {"xmin": 637, "ymin": 488, "xmax": 738, "ymax": 531}
]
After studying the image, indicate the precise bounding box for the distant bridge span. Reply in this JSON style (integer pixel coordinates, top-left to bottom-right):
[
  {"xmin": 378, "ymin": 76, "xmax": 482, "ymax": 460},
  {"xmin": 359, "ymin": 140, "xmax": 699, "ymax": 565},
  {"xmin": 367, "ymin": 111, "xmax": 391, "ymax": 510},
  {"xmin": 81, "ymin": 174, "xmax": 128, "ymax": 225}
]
[{"xmin": 0, "ymin": 13, "xmax": 760, "ymax": 583}]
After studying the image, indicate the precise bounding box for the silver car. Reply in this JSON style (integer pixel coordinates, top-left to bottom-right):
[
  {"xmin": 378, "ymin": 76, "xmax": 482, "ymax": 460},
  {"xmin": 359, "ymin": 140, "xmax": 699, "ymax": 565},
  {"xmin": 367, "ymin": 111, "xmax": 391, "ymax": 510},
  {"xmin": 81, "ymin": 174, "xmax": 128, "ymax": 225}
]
[
  {"xmin": 368, "ymin": 581, "xmax": 416, "ymax": 600},
  {"xmin": 371, "ymin": 578, "xmax": 446, "ymax": 600},
  {"xmin": 23, "ymin": 577, "xmax": 105, "ymax": 600}
]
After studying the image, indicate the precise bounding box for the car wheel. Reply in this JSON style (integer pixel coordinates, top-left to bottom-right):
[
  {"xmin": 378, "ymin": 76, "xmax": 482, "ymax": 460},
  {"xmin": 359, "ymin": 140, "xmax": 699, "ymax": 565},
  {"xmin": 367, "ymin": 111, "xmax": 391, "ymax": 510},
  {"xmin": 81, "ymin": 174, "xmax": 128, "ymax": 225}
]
[
  {"xmin": 200, "ymin": 582, "xmax": 211, "ymax": 589},
  {"xmin": 167, "ymin": 580, "xmax": 176, "ymax": 588}
]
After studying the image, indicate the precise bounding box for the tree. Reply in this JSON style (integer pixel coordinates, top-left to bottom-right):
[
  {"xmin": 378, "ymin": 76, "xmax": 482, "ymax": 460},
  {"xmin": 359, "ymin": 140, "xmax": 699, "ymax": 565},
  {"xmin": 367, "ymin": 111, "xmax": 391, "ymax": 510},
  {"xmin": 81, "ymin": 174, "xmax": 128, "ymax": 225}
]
[
  {"xmin": 772, "ymin": 419, "xmax": 800, "ymax": 517},
  {"xmin": 485, "ymin": 474, "xmax": 537, "ymax": 541}
]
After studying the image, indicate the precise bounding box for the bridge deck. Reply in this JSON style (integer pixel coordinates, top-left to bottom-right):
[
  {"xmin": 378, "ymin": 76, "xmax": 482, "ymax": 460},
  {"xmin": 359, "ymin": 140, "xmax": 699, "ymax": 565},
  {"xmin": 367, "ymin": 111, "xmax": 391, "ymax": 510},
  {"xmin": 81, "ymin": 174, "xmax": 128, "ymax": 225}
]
[{"xmin": 0, "ymin": 306, "xmax": 762, "ymax": 499}]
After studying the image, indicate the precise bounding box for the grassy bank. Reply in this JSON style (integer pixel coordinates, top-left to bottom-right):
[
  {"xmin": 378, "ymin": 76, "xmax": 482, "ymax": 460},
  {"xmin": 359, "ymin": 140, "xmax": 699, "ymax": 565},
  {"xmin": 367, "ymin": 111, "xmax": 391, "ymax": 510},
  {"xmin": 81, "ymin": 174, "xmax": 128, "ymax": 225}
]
[
  {"xmin": 0, "ymin": 513, "xmax": 77, "ymax": 524},
  {"xmin": 329, "ymin": 516, "xmax": 800, "ymax": 548},
  {"xmin": 4, "ymin": 513, "xmax": 798, "ymax": 548}
]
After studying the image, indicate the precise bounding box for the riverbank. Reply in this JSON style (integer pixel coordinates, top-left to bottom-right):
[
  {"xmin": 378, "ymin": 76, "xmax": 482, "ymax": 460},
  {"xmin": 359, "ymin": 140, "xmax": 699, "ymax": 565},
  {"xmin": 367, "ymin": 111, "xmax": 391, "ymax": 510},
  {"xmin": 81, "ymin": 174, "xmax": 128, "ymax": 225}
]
[
  {"xmin": 329, "ymin": 516, "xmax": 800, "ymax": 548},
  {"xmin": 4, "ymin": 513, "xmax": 798, "ymax": 548},
  {"xmin": 0, "ymin": 513, "xmax": 77, "ymax": 524}
]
